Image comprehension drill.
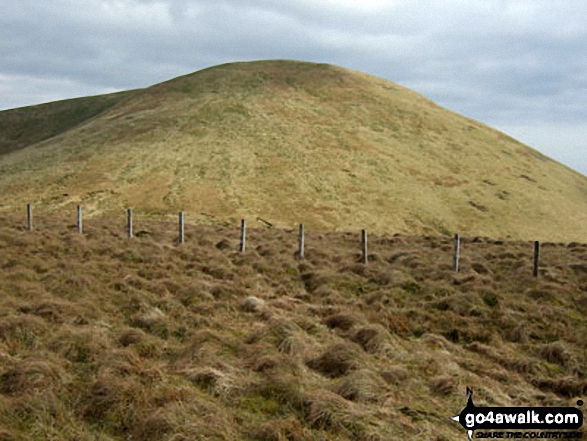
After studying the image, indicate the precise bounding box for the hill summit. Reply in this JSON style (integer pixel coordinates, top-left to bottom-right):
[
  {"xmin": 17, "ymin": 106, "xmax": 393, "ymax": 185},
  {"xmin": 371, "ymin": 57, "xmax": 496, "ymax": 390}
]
[{"xmin": 0, "ymin": 60, "xmax": 585, "ymax": 241}]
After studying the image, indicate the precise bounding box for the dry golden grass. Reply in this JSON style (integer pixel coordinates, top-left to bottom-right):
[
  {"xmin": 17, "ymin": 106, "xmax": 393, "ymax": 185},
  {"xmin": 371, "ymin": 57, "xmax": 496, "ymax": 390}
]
[
  {"xmin": 0, "ymin": 60, "xmax": 585, "ymax": 241},
  {"xmin": 0, "ymin": 213, "xmax": 586, "ymax": 439}
]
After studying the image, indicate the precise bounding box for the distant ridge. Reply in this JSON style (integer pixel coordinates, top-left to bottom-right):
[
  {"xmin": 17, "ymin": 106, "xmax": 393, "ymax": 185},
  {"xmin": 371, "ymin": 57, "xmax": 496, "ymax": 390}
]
[{"xmin": 0, "ymin": 60, "xmax": 585, "ymax": 241}]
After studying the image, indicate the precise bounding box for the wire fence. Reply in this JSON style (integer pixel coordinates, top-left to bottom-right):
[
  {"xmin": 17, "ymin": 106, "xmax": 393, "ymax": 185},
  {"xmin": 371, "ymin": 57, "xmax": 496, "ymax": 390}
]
[{"xmin": 14, "ymin": 203, "xmax": 585, "ymax": 280}]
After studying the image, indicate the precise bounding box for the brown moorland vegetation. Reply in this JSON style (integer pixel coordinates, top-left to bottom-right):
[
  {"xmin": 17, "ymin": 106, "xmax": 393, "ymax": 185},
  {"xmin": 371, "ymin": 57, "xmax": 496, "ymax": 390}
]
[
  {"xmin": 1, "ymin": 212, "xmax": 586, "ymax": 440},
  {"xmin": 0, "ymin": 60, "xmax": 586, "ymax": 241}
]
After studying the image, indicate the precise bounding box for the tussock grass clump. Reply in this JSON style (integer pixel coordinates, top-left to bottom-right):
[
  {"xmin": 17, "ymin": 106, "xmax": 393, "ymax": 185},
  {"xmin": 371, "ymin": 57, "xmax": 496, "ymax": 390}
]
[
  {"xmin": 432, "ymin": 292, "xmax": 484, "ymax": 316},
  {"xmin": 248, "ymin": 372, "xmax": 307, "ymax": 414},
  {"xmin": 380, "ymin": 365, "xmax": 409, "ymax": 385},
  {"xmin": 277, "ymin": 334, "xmax": 307, "ymax": 357},
  {"xmin": 420, "ymin": 333, "xmax": 453, "ymax": 351},
  {"xmin": 18, "ymin": 299, "xmax": 79, "ymax": 323},
  {"xmin": 253, "ymin": 355, "xmax": 285, "ymax": 373},
  {"xmin": 430, "ymin": 375, "xmax": 457, "ymax": 396},
  {"xmin": 261, "ymin": 317, "xmax": 310, "ymax": 355},
  {"xmin": 508, "ymin": 325, "xmax": 528, "ymax": 343},
  {"xmin": 471, "ymin": 262, "xmax": 492, "ymax": 274},
  {"xmin": 300, "ymin": 270, "xmax": 331, "ymax": 294},
  {"xmin": 306, "ymin": 390, "xmax": 355, "ymax": 431},
  {"xmin": 118, "ymin": 327, "xmax": 146, "ymax": 346},
  {"xmin": 78, "ymin": 367, "xmax": 150, "ymax": 432},
  {"xmin": 188, "ymin": 367, "xmax": 239, "ymax": 398},
  {"xmin": 180, "ymin": 328, "xmax": 243, "ymax": 365},
  {"xmin": 49, "ymin": 327, "xmax": 110, "ymax": 363},
  {"xmin": 538, "ymin": 341, "xmax": 572, "ymax": 367},
  {"xmin": 305, "ymin": 390, "xmax": 382, "ymax": 439},
  {"xmin": 130, "ymin": 307, "xmax": 168, "ymax": 338},
  {"xmin": 480, "ymin": 290, "xmax": 500, "ymax": 308},
  {"xmin": 532, "ymin": 377, "xmax": 587, "ymax": 398},
  {"xmin": 324, "ymin": 313, "xmax": 360, "ymax": 331},
  {"xmin": 133, "ymin": 399, "xmax": 239, "ymax": 441},
  {"xmin": 351, "ymin": 324, "xmax": 396, "ymax": 355},
  {"xmin": 307, "ymin": 342, "xmax": 361, "ymax": 378},
  {"xmin": 0, "ymin": 314, "xmax": 47, "ymax": 352},
  {"xmin": 0, "ymin": 358, "xmax": 65, "ymax": 395},
  {"xmin": 333, "ymin": 369, "xmax": 388, "ymax": 402}
]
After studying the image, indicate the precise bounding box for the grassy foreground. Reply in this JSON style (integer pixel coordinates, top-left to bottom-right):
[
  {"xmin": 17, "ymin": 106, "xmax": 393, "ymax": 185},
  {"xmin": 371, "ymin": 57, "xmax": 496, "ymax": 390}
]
[
  {"xmin": 0, "ymin": 60, "xmax": 586, "ymax": 241},
  {"xmin": 0, "ymin": 213, "xmax": 586, "ymax": 440}
]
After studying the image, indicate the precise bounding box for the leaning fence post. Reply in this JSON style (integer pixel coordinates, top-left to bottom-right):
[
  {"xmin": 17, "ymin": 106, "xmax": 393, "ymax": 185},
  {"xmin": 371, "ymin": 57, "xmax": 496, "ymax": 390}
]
[
  {"xmin": 27, "ymin": 203, "xmax": 33, "ymax": 231},
  {"xmin": 361, "ymin": 229, "xmax": 368, "ymax": 264},
  {"xmin": 298, "ymin": 223, "xmax": 305, "ymax": 259},
  {"xmin": 240, "ymin": 219, "xmax": 246, "ymax": 252},
  {"xmin": 533, "ymin": 241, "xmax": 540, "ymax": 277},
  {"xmin": 453, "ymin": 234, "xmax": 460, "ymax": 272},
  {"xmin": 77, "ymin": 205, "xmax": 83, "ymax": 234},
  {"xmin": 127, "ymin": 208, "xmax": 133, "ymax": 239},
  {"xmin": 179, "ymin": 211, "xmax": 185, "ymax": 245}
]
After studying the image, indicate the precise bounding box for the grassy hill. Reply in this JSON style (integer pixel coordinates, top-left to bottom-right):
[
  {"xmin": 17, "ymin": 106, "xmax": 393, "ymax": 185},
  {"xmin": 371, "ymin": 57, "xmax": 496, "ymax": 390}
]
[
  {"xmin": 0, "ymin": 91, "xmax": 132, "ymax": 156},
  {"xmin": 0, "ymin": 60, "xmax": 585, "ymax": 241},
  {"xmin": 0, "ymin": 213, "xmax": 586, "ymax": 440}
]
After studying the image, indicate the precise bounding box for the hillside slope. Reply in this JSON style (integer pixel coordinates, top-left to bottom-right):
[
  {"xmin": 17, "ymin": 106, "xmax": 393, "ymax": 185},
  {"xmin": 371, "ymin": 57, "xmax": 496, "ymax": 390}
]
[
  {"xmin": 0, "ymin": 60, "xmax": 585, "ymax": 241},
  {"xmin": 0, "ymin": 214, "xmax": 586, "ymax": 440},
  {"xmin": 0, "ymin": 91, "xmax": 132, "ymax": 156}
]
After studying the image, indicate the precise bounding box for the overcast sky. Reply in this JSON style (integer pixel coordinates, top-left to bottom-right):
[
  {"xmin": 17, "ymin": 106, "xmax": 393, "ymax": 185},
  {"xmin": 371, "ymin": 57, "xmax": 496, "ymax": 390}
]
[{"xmin": 1, "ymin": 0, "xmax": 585, "ymax": 175}]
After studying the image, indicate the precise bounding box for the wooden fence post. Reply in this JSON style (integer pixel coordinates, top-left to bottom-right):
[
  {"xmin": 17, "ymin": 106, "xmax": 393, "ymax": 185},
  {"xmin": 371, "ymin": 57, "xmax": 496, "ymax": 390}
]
[
  {"xmin": 453, "ymin": 234, "xmax": 460, "ymax": 272},
  {"xmin": 77, "ymin": 205, "xmax": 83, "ymax": 234},
  {"xmin": 298, "ymin": 223, "xmax": 305, "ymax": 259},
  {"xmin": 240, "ymin": 219, "xmax": 246, "ymax": 252},
  {"xmin": 127, "ymin": 208, "xmax": 133, "ymax": 239},
  {"xmin": 533, "ymin": 241, "xmax": 540, "ymax": 277},
  {"xmin": 27, "ymin": 203, "xmax": 33, "ymax": 231},
  {"xmin": 179, "ymin": 211, "xmax": 185, "ymax": 245},
  {"xmin": 361, "ymin": 229, "xmax": 368, "ymax": 264}
]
